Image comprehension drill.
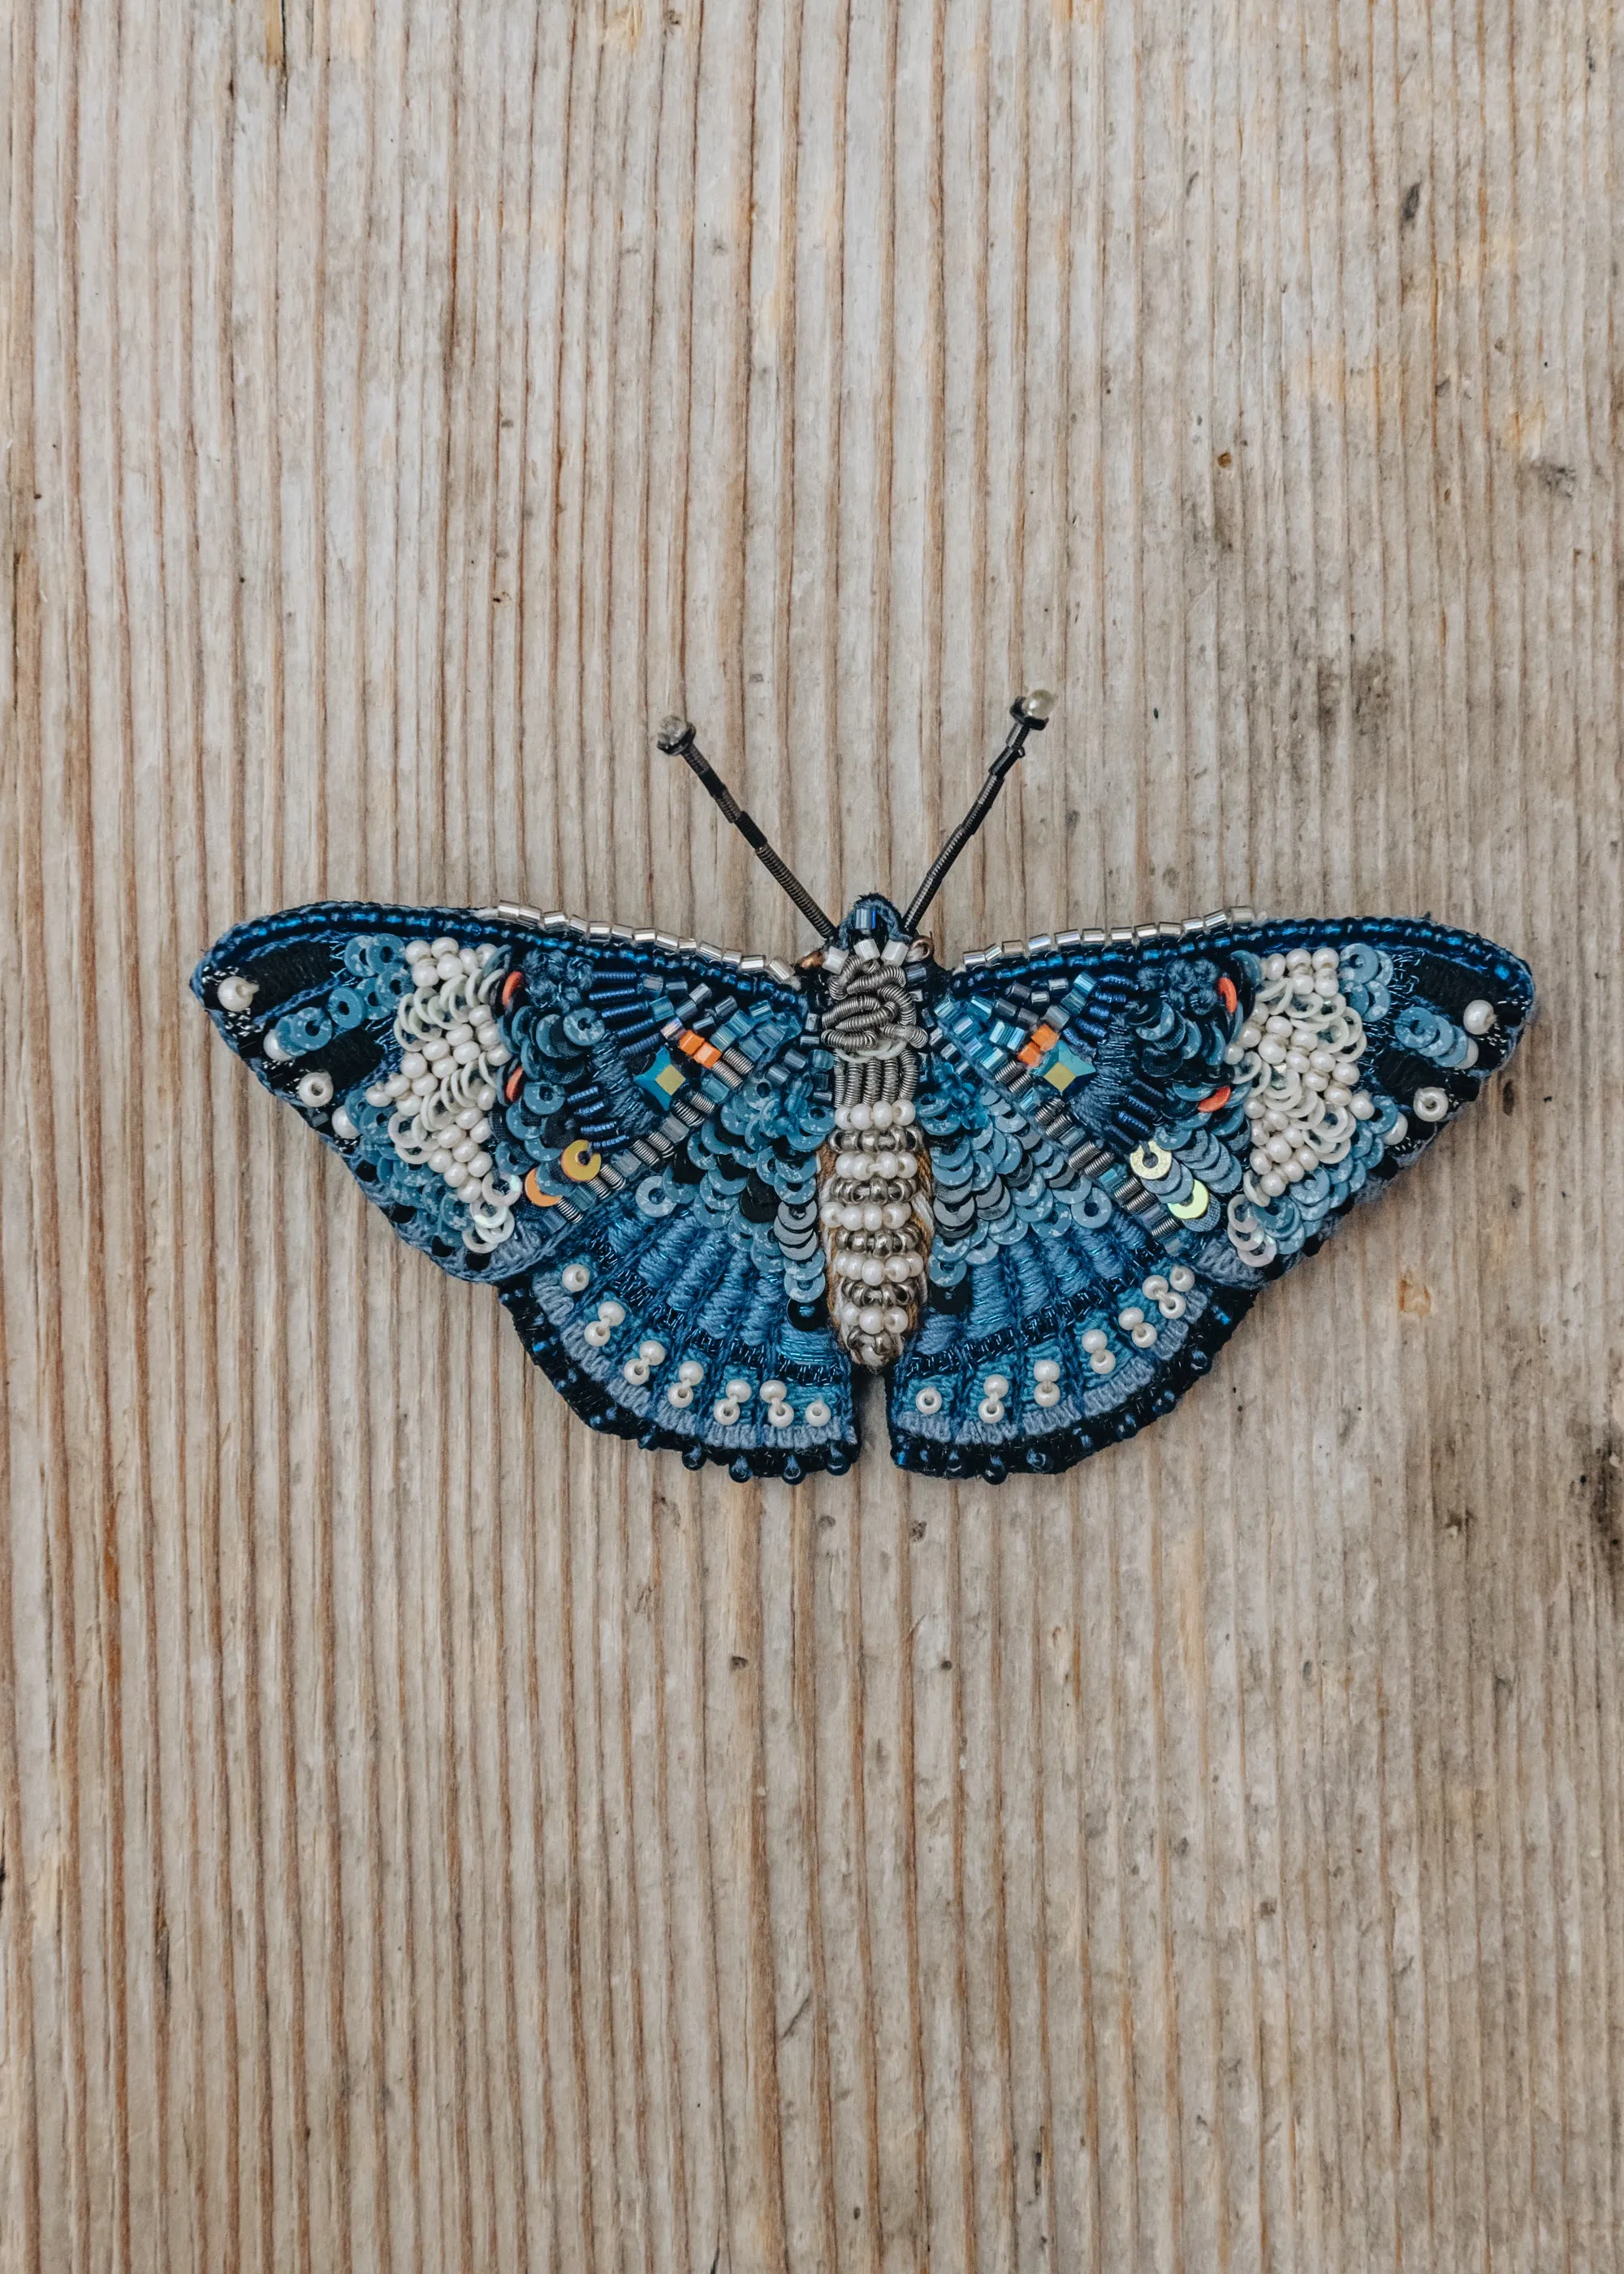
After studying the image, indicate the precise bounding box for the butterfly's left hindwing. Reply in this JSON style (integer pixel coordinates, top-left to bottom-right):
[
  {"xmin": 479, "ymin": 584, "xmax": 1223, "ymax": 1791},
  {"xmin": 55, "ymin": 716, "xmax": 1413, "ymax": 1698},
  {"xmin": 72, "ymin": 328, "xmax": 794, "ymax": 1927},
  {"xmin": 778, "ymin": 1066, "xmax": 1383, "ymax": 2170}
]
[
  {"xmin": 890, "ymin": 914, "xmax": 1533, "ymax": 1480},
  {"xmin": 194, "ymin": 902, "xmax": 859, "ymax": 1479}
]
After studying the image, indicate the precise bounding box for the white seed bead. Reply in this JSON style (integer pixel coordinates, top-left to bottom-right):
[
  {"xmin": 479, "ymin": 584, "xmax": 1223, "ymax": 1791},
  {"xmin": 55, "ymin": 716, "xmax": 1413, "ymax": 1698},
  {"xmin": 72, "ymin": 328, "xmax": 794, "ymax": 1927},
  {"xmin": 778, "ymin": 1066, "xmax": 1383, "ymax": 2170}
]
[
  {"xmin": 858, "ymin": 1307, "xmax": 883, "ymax": 1334},
  {"xmin": 1034, "ymin": 1384, "xmax": 1060, "ymax": 1407},
  {"xmin": 712, "ymin": 1397, "xmax": 741, "ymax": 1424},
  {"xmin": 677, "ymin": 1360, "xmax": 705, "ymax": 1386},
  {"xmin": 640, "ymin": 1341, "xmax": 667, "ymax": 1365},
  {"xmin": 914, "ymin": 1386, "xmax": 943, "ymax": 1416},
  {"xmin": 804, "ymin": 1399, "xmax": 832, "ymax": 1427},
  {"xmin": 1413, "ymin": 1087, "xmax": 1449, "ymax": 1122},
  {"xmin": 1350, "ymin": 1092, "xmax": 1376, "ymax": 1120},
  {"xmin": 1168, "ymin": 1265, "xmax": 1195, "ymax": 1291},
  {"xmin": 881, "ymin": 1202, "xmax": 910, "ymax": 1230},
  {"xmin": 1034, "ymin": 1359, "xmax": 1061, "ymax": 1383},
  {"xmin": 622, "ymin": 1359, "xmax": 650, "ymax": 1385},
  {"xmin": 1090, "ymin": 1350, "xmax": 1116, "ymax": 1376},
  {"xmin": 870, "ymin": 1100, "xmax": 893, "ymax": 1128},
  {"xmin": 882, "ymin": 1307, "xmax": 909, "ymax": 1334},
  {"xmin": 1142, "ymin": 1274, "xmax": 1169, "ymax": 1299},
  {"xmin": 1117, "ymin": 1306, "xmax": 1145, "ymax": 1329},
  {"xmin": 584, "ymin": 1321, "xmax": 611, "ymax": 1346},
  {"xmin": 983, "ymin": 1373, "xmax": 1010, "ymax": 1399},
  {"xmin": 1081, "ymin": 1329, "xmax": 1108, "ymax": 1354},
  {"xmin": 1263, "ymin": 954, "xmax": 1286, "ymax": 979},
  {"xmin": 1130, "ymin": 1322, "xmax": 1159, "ymax": 1348},
  {"xmin": 1462, "ymin": 998, "xmax": 1497, "ymax": 1036},
  {"xmin": 331, "ymin": 1107, "xmax": 359, "ymax": 1142},
  {"xmin": 862, "ymin": 1205, "xmax": 883, "ymax": 1231},
  {"xmin": 725, "ymin": 1377, "xmax": 751, "ymax": 1401},
  {"xmin": 893, "ymin": 1100, "xmax": 916, "ymax": 1126},
  {"xmin": 561, "ymin": 1263, "xmax": 590, "ymax": 1294},
  {"xmin": 261, "ymin": 1031, "xmax": 292, "ymax": 1062},
  {"xmin": 978, "ymin": 1397, "xmax": 1005, "ymax": 1424},
  {"xmin": 429, "ymin": 1148, "xmax": 452, "ymax": 1174},
  {"xmin": 849, "ymin": 1103, "xmax": 872, "ymax": 1130},
  {"xmin": 296, "ymin": 1070, "xmax": 334, "ymax": 1107},
  {"xmin": 840, "ymin": 1205, "xmax": 864, "ymax": 1232},
  {"xmin": 444, "ymin": 1163, "xmax": 469, "ymax": 1188},
  {"xmin": 767, "ymin": 1401, "xmax": 794, "ymax": 1428},
  {"xmin": 1158, "ymin": 1292, "xmax": 1187, "ymax": 1319},
  {"xmin": 667, "ymin": 1382, "xmax": 693, "ymax": 1408},
  {"xmin": 598, "ymin": 1300, "xmax": 627, "ymax": 1326},
  {"xmin": 759, "ymin": 1380, "xmax": 788, "ymax": 1403},
  {"xmin": 216, "ymin": 975, "xmax": 257, "ymax": 1013},
  {"xmin": 1260, "ymin": 1170, "xmax": 1286, "ymax": 1197}
]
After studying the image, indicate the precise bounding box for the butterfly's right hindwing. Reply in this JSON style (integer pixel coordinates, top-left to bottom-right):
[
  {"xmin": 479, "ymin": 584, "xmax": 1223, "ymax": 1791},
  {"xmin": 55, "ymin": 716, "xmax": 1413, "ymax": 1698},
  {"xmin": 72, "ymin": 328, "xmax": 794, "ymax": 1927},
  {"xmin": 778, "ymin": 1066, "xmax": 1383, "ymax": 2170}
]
[{"xmin": 195, "ymin": 902, "xmax": 859, "ymax": 1479}]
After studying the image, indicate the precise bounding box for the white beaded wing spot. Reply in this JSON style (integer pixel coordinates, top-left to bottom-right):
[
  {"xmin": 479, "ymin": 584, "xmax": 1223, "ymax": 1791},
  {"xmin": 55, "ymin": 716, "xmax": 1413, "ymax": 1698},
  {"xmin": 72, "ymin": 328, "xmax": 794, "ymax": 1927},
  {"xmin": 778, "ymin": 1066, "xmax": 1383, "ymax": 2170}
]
[
  {"xmin": 364, "ymin": 936, "xmax": 525, "ymax": 1254},
  {"xmin": 1224, "ymin": 945, "xmax": 1392, "ymax": 1269}
]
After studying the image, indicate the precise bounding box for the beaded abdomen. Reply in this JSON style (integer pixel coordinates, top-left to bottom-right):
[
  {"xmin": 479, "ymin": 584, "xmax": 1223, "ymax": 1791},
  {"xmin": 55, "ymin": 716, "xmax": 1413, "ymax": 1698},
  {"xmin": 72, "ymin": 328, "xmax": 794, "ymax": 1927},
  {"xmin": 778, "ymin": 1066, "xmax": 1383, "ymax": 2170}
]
[{"xmin": 816, "ymin": 941, "xmax": 935, "ymax": 1369}]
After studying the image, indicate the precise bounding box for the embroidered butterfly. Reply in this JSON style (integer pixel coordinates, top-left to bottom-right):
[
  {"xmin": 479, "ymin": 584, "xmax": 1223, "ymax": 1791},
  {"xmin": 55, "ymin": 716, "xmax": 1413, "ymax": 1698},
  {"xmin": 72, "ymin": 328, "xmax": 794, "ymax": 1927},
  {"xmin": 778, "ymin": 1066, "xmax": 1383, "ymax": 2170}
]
[{"xmin": 194, "ymin": 696, "xmax": 1533, "ymax": 1483}]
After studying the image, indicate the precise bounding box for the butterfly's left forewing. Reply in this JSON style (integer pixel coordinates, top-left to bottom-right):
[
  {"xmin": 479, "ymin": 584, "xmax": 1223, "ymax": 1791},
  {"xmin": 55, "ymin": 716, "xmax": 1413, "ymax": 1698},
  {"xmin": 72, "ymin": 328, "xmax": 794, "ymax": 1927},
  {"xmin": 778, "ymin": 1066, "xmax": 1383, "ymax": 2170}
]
[
  {"xmin": 196, "ymin": 901, "xmax": 859, "ymax": 1478},
  {"xmin": 890, "ymin": 914, "xmax": 1533, "ymax": 1479}
]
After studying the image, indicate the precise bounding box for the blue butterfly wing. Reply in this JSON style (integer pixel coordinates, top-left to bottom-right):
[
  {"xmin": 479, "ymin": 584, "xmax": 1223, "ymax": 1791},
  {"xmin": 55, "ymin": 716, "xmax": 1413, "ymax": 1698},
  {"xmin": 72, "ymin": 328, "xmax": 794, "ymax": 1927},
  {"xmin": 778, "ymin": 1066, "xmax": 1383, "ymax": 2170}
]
[
  {"xmin": 889, "ymin": 912, "xmax": 1534, "ymax": 1481},
  {"xmin": 194, "ymin": 901, "xmax": 858, "ymax": 1480}
]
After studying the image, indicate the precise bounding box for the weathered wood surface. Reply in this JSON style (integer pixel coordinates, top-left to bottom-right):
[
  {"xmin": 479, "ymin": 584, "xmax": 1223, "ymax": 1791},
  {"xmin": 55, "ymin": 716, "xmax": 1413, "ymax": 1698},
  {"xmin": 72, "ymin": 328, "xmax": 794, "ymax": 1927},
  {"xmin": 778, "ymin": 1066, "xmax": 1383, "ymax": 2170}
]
[{"xmin": 4, "ymin": 0, "xmax": 1622, "ymax": 2265}]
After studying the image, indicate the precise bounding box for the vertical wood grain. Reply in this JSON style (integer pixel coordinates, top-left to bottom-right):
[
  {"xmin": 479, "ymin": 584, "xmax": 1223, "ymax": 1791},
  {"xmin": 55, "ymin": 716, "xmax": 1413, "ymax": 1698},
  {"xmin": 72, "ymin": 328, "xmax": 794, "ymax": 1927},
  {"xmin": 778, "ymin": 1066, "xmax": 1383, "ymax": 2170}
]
[{"xmin": 4, "ymin": 1, "xmax": 1622, "ymax": 2267}]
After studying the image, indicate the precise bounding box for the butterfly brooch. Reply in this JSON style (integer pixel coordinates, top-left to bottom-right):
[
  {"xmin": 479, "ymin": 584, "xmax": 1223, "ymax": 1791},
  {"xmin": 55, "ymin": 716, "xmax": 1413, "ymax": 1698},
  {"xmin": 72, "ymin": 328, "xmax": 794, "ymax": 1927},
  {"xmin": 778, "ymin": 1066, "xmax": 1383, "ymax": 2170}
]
[{"xmin": 195, "ymin": 694, "xmax": 1533, "ymax": 1483}]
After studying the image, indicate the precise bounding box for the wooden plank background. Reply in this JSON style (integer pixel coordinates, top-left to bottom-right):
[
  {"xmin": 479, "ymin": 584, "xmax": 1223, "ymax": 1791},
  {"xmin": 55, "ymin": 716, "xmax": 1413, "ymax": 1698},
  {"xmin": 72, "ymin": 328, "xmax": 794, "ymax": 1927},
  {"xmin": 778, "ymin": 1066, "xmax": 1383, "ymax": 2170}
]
[{"xmin": 3, "ymin": 0, "xmax": 1622, "ymax": 2265}]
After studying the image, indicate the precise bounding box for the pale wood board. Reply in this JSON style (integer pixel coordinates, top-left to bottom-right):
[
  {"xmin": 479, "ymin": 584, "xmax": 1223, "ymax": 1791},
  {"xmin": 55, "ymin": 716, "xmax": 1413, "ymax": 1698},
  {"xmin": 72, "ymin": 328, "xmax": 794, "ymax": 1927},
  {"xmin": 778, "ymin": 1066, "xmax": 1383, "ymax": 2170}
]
[{"xmin": 3, "ymin": 0, "xmax": 1622, "ymax": 2266}]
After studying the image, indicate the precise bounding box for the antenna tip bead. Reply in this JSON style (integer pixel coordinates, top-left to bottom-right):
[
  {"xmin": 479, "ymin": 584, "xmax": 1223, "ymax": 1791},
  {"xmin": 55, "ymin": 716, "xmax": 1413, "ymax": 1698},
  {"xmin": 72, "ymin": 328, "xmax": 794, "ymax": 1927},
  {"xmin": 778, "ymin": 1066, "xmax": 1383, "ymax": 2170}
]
[
  {"xmin": 656, "ymin": 715, "xmax": 696, "ymax": 753},
  {"xmin": 1016, "ymin": 688, "xmax": 1056, "ymax": 724}
]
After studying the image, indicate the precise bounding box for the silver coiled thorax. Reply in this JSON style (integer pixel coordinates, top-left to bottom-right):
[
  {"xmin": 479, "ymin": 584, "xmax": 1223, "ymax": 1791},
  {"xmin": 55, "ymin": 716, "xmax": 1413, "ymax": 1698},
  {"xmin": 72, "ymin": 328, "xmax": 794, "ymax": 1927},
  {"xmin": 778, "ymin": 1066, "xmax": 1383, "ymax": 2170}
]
[{"xmin": 816, "ymin": 948, "xmax": 935, "ymax": 1369}]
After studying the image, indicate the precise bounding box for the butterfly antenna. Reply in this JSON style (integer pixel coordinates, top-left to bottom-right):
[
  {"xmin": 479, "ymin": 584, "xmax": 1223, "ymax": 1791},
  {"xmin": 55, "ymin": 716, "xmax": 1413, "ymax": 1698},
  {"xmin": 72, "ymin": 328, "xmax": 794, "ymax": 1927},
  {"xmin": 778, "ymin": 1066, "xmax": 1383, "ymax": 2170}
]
[
  {"xmin": 657, "ymin": 715, "xmax": 837, "ymax": 940},
  {"xmin": 902, "ymin": 690, "xmax": 1055, "ymax": 932}
]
